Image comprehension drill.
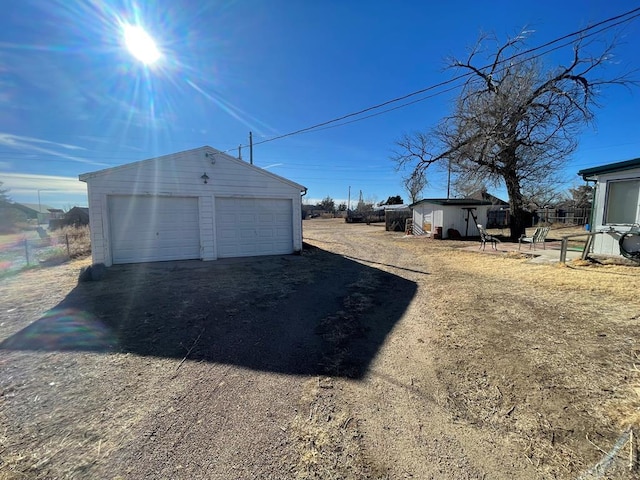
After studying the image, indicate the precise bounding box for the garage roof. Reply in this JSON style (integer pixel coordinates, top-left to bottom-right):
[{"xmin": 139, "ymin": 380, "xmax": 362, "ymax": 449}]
[
  {"xmin": 79, "ymin": 145, "xmax": 306, "ymax": 192},
  {"xmin": 578, "ymin": 157, "xmax": 640, "ymax": 180}
]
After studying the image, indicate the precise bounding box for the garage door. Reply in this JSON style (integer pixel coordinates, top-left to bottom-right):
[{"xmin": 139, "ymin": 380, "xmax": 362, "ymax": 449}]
[
  {"xmin": 109, "ymin": 196, "xmax": 200, "ymax": 264},
  {"xmin": 216, "ymin": 197, "xmax": 293, "ymax": 258}
]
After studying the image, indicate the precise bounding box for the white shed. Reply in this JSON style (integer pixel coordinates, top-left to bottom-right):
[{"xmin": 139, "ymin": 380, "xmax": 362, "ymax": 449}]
[
  {"xmin": 410, "ymin": 198, "xmax": 493, "ymax": 238},
  {"xmin": 578, "ymin": 158, "xmax": 640, "ymax": 258},
  {"xmin": 79, "ymin": 146, "xmax": 306, "ymax": 266}
]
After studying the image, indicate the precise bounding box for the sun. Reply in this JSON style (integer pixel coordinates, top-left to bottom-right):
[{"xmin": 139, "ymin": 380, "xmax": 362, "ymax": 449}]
[{"xmin": 123, "ymin": 24, "xmax": 161, "ymax": 65}]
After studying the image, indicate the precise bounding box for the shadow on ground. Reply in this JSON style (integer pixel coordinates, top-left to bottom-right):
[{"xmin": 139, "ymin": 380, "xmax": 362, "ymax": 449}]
[{"xmin": 0, "ymin": 246, "xmax": 418, "ymax": 379}]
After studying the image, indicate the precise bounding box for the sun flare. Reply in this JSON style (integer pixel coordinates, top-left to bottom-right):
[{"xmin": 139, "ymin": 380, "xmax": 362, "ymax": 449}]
[{"xmin": 123, "ymin": 24, "xmax": 161, "ymax": 65}]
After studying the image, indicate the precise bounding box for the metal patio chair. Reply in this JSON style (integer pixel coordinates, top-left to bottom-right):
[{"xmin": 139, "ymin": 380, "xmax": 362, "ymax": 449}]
[
  {"xmin": 519, "ymin": 227, "xmax": 550, "ymax": 250},
  {"xmin": 477, "ymin": 224, "xmax": 498, "ymax": 251}
]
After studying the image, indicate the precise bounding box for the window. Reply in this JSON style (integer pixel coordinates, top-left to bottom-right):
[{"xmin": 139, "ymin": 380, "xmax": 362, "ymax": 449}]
[{"xmin": 604, "ymin": 179, "xmax": 640, "ymax": 224}]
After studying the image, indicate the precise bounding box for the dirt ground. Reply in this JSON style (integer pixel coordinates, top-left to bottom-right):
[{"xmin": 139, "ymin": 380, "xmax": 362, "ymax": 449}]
[{"xmin": 1, "ymin": 218, "xmax": 639, "ymax": 479}]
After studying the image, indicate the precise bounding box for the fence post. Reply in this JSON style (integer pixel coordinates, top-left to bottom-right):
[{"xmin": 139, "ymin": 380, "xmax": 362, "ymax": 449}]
[
  {"xmin": 560, "ymin": 238, "xmax": 568, "ymax": 264},
  {"xmin": 24, "ymin": 238, "xmax": 29, "ymax": 265},
  {"xmin": 65, "ymin": 234, "xmax": 70, "ymax": 257}
]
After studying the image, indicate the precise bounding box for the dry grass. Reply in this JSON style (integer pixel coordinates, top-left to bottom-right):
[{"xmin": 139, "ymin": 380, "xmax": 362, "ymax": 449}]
[
  {"xmin": 414, "ymin": 242, "xmax": 640, "ymax": 303},
  {"xmin": 290, "ymin": 377, "xmax": 387, "ymax": 480},
  {"xmin": 388, "ymin": 233, "xmax": 640, "ymax": 476},
  {"xmin": 0, "ymin": 226, "xmax": 90, "ymax": 277},
  {"xmin": 52, "ymin": 225, "xmax": 91, "ymax": 258}
]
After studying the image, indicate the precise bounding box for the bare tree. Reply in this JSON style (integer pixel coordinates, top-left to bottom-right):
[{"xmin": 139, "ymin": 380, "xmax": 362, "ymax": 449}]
[
  {"xmin": 567, "ymin": 184, "xmax": 594, "ymax": 208},
  {"xmin": 521, "ymin": 184, "xmax": 565, "ymax": 211},
  {"xmin": 403, "ymin": 169, "xmax": 427, "ymax": 204},
  {"xmin": 393, "ymin": 31, "xmax": 634, "ymax": 240},
  {"xmin": 451, "ymin": 178, "xmax": 489, "ymax": 199}
]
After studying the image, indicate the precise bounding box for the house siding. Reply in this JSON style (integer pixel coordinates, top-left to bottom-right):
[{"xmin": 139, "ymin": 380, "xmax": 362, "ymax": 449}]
[
  {"xmin": 81, "ymin": 147, "xmax": 305, "ymax": 266},
  {"xmin": 590, "ymin": 166, "xmax": 640, "ymax": 256}
]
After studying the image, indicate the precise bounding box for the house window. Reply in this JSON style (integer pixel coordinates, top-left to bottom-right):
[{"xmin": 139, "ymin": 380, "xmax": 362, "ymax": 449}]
[{"xmin": 604, "ymin": 179, "xmax": 640, "ymax": 224}]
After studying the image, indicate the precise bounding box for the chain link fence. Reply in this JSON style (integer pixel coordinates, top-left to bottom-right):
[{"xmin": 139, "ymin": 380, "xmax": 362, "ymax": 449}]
[{"xmin": 0, "ymin": 227, "xmax": 90, "ymax": 277}]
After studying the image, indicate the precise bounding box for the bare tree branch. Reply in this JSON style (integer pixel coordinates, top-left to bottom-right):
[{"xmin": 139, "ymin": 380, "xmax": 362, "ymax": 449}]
[{"xmin": 392, "ymin": 29, "xmax": 636, "ymax": 240}]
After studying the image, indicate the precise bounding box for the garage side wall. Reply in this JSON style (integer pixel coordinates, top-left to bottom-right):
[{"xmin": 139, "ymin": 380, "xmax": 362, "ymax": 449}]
[
  {"xmin": 83, "ymin": 148, "xmax": 304, "ymax": 266},
  {"xmin": 85, "ymin": 182, "xmax": 108, "ymax": 265},
  {"xmin": 412, "ymin": 204, "xmax": 431, "ymax": 235}
]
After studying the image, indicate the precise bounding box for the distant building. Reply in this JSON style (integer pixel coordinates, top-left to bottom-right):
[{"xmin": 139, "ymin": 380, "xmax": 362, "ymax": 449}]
[
  {"xmin": 12, "ymin": 203, "xmax": 59, "ymax": 224},
  {"xmin": 49, "ymin": 207, "xmax": 89, "ymax": 230}
]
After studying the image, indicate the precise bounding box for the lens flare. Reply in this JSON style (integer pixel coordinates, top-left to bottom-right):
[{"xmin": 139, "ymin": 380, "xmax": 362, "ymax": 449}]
[
  {"xmin": 123, "ymin": 24, "xmax": 161, "ymax": 65},
  {"xmin": 0, "ymin": 308, "xmax": 117, "ymax": 352}
]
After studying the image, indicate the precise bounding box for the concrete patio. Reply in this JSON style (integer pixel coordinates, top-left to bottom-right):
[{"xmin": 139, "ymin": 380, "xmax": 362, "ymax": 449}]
[{"xmin": 461, "ymin": 240, "xmax": 585, "ymax": 264}]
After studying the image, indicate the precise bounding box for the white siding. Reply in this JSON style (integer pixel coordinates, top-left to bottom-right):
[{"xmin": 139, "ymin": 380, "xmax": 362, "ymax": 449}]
[
  {"xmin": 412, "ymin": 205, "xmax": 433, "ymax": 235},
  {"xmin": 199, "ymin": 196, "xmax": 215, "ymax": 261},
  {"xmin": 590, "ymin": 167, "xmax": 640, "ymax": 256},
  {"xmin": 412, "ymin": 203, "xmax": 489, "ymax": 238},
  {"xmin": 81, "ymin": 146, "xmax": 304, "ymax": 265},
  {"xmin": 441, "ymin": 205, "xmax": 490, "ymax": 238}
]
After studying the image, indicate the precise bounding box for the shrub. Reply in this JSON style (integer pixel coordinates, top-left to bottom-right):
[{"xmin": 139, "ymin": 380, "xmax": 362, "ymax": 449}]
[{"xmin": 56, "ymin": 225, "xmax": 91, "ymax": 258}]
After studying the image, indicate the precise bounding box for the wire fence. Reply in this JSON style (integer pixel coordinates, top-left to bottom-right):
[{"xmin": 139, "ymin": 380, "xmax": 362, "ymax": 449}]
[{"xmin": 0, "ymin": 230, "xmax": 90, "ymax": 277}]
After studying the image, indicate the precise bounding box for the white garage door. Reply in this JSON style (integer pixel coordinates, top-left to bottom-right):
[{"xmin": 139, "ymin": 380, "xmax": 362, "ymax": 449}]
[
  {"xmin": 109, "ymin": 196, "xmax": 200, "ymax": 264},
  {"xmin": 216, "ymin": 197, "xmax": 293, "ymax": 258}
]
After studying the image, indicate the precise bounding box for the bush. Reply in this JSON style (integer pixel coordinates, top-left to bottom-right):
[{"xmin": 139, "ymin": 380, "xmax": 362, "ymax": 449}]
[{"xmin": 56, "ymin": 225, "xmax": 91, "ymax": 258}]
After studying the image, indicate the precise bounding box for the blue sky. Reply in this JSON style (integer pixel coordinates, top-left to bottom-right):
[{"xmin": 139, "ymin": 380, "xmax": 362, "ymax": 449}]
[{"xmin": 1, "ymin": 1, "xmax": 639, "ymax": 209}]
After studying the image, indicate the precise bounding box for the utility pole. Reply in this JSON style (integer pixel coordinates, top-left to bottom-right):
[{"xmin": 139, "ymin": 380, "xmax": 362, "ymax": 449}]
[
  {"xmin": 447, "ymin": 159, "xmax": 451, "ymax": 199},
  {"xmin": 348, "ymin": 186, "xmax": 351, "ymax": 211},
  {"xmin": 249, "ymin": 131, "xmax": 253, "ymax": 165},
  {"xmin": 238, "ymin": 144, "xmax": 242, "ymax": 160},
  {"xmin": 37, "ymin": 189, "xmax": 46, "ymax": 225}
]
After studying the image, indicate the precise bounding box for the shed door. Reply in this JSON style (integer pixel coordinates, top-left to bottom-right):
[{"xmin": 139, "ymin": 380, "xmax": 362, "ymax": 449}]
[
  {"xmin": 109, "ymin": 196, "xmax": 200, "ymax": 264},
  {"xmin": 216, "ymin": 197, "xmax": 293, "ymax": 258}
]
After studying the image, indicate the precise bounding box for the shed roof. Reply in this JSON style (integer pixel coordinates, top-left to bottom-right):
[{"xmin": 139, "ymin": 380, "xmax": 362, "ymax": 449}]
[
  {"xmin": 578, "ymin": 157, "xmax": 640, "ymax": 180},
  {"xmin": 410, "ymin": 198, "xmax": 494, "ymax": 208}
]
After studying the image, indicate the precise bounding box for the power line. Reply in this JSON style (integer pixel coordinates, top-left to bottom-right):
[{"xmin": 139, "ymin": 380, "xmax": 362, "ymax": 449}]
[
  {"xmin": 227, "ymin": 6, "xmax": 640, "ymax": 151},
  {"xmin": 309, "ymin": 10, "xmax": 640, "ymax": 135},
  {"xmin": 2, "ymin": 6, "xmax": 639, "ymax": 167}
]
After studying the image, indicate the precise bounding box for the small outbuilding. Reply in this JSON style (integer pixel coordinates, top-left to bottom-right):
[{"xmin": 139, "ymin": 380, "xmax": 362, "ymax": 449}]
[
  {"xmin": 578, "ymin": 157, "xmax": 640, "ymax": 258},
  {"xmin": 79, "ymin": 146, "xmax": 306, "ymax": 266},
  {"xmin": 410, "ymin": 198, "xmax": 493, "ymax": 238},
  {"xmin": 49, "ymin": 206, "xmax": 90, "ymax": 230}
]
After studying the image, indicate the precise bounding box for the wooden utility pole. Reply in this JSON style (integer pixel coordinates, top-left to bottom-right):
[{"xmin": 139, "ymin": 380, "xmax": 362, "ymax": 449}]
[
  {"xmin": 249, "ymin": 131, "xmax": 253, "ymax": 165},
  {"xmin": 447, "ymin": 159, "xmax": 451, "ymax": 199}
]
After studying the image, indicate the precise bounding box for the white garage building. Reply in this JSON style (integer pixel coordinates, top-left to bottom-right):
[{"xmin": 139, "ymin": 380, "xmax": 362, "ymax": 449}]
[{"xmin": 79, "ymin": 146, "xmax": 306, "ymax": 266}]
